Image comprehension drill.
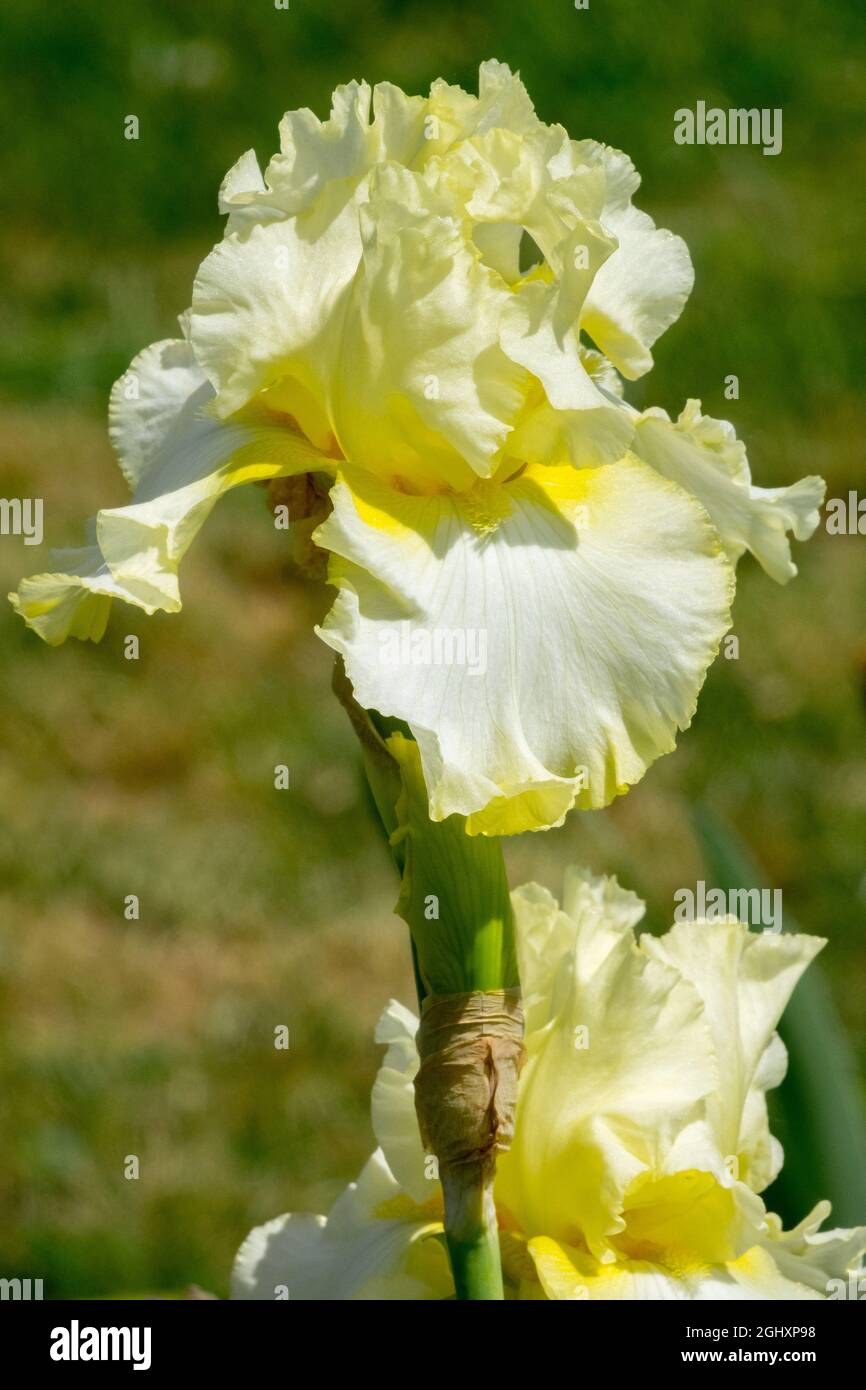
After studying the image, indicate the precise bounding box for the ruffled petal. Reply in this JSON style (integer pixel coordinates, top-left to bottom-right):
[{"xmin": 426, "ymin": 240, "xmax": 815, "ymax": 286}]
[
  {"xmin": 219, "ymin": 82, "xmax": 403, "ymax": 237},
  {"xmin": 527, "ymin": 1237, "xmax": 825, "ymax": 1301},
  {"xmin": 231, "ymin": 1149, "xmax": 449, "ymax": 1301},
  {"xmin": 315, "ymin": 457, "xmax": 734, "ymax": 834},
  {"xmin": 12, "ymin": 343, "xmax": 330, "ymax": 644},
  {"xmin": 267, "ymin": 80, "xmax": 375, "ymax": 217},
  {"xmin": 370, "ymin": 1000, "xmax": 430, "ymax": 1204},
  {"xmin": 426, "ymin": 59, "xmax": 540, "ymax": 154},
  {"xmin": 576, "ymin": 142, "xmax": 694, "ymax": 378},
  {"xmin": 496, "ymin": 870, "xmax": 717, "ymax": 1257},
  {"xmin": 216, "ymin": 149, "xmax": 284, "ymax": 236},
  {"xmin": 10, "ymin": 542, "xmax": 131, "ymax": 646},
  {"xmin": 642, "ymin": 920, "xmax": 825, "ymax": 1191},
  {"xmin": 527, "ymin": 1235, "xmax": 708, "ymax": 1300},
  {"xmin": 633, "ymin": 400, "xmax": 825, "ymax": 581},
  {"xmin": 193, "ymin": 66, "xmax": 691, "ymax": 481},
  {"xmin": 331, "ymin": 164, "xmax": 527, "ymax": 487},
  {"xmin": 188, "ymin": 186, "xmax": 363, "ymax": 430},
  {"xmin": 431, "ymin": 123, "xmax": 631, "ymax": 469},
  {"xmin": 512, "ymin": 868, "xmax": 645, "ymax": 1036},
  {"xmin": 761, "ymin": 1201, "xmax": 866, "ymax": 1295},
  {"xmin": 108, "ymin": 338, "xmax": 210, "ymax": 489},
  {"xmin": 218, "ymin": 60, "xmax": 539, "ymax": 241},
  {"xmin": 233, "ymin": 1002, "xmax": 452, "ymax": 1301},
  {"xmin": 501, "ymin": 267, "xmax": 635, "ymax": 470},
  {"xmin": 721, "ymin": 1246, "xmax": 824, "ymax": 1299}
]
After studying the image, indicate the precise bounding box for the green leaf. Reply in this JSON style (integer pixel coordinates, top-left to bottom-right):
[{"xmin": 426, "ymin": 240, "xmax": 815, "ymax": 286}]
[{"xmin": 692, "ymin": 804, "xmax": 866, "ymax": 1228}]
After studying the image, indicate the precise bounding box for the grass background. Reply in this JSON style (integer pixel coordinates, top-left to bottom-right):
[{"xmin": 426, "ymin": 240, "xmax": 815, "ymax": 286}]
[{"xmin": 0, "ymin": 0, "xmax": 864, "ymax": 1296}]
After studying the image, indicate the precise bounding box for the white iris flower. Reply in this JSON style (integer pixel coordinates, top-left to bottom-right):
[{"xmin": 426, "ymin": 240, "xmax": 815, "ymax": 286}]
[
  {"xmin": 11, "ymin": 62, "xmax": 824, "ymax": 834},
  {"xmin": 233, "ymin": 868, "xmax": 865, "ymax": 1301}
]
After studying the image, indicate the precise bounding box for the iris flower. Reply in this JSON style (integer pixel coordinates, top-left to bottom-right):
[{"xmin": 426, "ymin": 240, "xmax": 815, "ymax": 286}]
[
  {"xmin": 232, "ymin": 867, "xmax": 866, "ymax": 1301},
  {"xmin": 11, "ymin": 61, "xmax": 823, "ymax": 834}
]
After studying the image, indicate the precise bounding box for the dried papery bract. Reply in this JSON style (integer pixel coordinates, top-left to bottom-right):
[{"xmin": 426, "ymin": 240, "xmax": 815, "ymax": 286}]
[{"xmin": 415, "ymin": 991, "xmax": 524, "ymax": 1298}]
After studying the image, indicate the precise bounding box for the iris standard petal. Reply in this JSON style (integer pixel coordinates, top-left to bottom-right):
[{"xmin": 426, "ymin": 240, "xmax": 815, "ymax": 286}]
[
  {"xmin": 576, "ymin": 141, "xmax": 695, "ymax": 379},
  {"xmin": 497, "ymin": 877, "xmax": 717, "ymax": 1256},
  {"xmin": 643, "ymin": 922, "xmax": 826, "ymax": 1191}
]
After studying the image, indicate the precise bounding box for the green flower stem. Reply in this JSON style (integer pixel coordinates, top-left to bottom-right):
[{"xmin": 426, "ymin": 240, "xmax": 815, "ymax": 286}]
[
  {"xmin": 332, "ymin": 662, "xmax": 521, "ymax": 1300},
  {"xmin": 440, "ymin": 1176, "xmax": 504, "ymax": 1301},
  {"xmin": 404, "ymin": 801, "xmax": 518, "ymax": 1301}
]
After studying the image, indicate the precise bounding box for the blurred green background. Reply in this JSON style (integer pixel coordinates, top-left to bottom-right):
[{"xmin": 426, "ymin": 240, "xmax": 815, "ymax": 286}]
[{"xmin": 1, "ymin": 0, "xmax": 864, "ymax": 1297}]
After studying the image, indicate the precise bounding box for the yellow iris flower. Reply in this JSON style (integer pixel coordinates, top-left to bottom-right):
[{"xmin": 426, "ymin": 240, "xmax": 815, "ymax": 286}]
[
  {"xmin": 232, "ymin": 868, "xmax": 866, "ymax": 1300},
  {"xmin": 10, "ymin": 62, "xmax": 824, "ymax": 834}
]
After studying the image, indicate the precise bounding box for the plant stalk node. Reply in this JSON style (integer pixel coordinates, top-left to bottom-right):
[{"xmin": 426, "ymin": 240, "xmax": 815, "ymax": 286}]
[{"xmin": 414, "ymin": 988, "xmax": 524, "ymax": 1240}]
